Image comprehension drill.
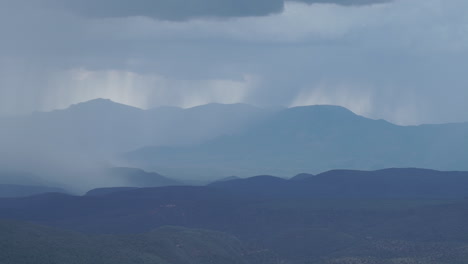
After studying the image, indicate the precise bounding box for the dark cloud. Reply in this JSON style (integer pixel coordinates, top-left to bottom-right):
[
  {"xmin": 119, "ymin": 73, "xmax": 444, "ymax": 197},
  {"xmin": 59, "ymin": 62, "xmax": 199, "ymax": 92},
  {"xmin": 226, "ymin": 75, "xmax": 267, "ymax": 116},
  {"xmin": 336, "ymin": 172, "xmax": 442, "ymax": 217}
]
[
  {"xmin": 55, "ymin": 0, "xmax": 284, "ymax": 20},
  {"xmin": 52, "ymin": 0, "xmax": 390, "ymax": 21},
  {"xmin": 2, "ymin": 0, "xmax": 468, "ymax": 125},
  {"xmin": 293, "ymin": 0, "xmax": 391, "ymax": 6}
]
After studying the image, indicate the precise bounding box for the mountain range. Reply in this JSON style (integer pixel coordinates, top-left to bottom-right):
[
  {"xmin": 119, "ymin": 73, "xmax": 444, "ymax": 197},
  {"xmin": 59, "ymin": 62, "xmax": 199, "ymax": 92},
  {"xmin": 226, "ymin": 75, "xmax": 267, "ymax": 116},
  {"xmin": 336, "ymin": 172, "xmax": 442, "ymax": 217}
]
[
  {"xmin": 2, "ymin": 99, "xmax": 468, "ymax": 183},
  {"xmin": 0, "ymin": 99, "xmax": 270, "ymax": 159},
  {"xmin": 125, "ymin": 104, "xmax": 468, "ymax": 179},
  {"xmin": 0, "ymin": 167, "xmax": 182, "ymax": 196},
  {"xmin": 2, "ymin": 168, "xmax": 468, "ymax": 263}
]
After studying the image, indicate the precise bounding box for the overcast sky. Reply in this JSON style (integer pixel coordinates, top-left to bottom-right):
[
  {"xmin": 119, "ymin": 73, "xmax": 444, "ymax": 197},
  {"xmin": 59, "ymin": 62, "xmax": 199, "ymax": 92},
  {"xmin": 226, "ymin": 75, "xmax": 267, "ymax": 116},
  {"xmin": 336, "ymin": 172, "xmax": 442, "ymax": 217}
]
[{"xmin": 0, "ymin": 0, "xmax": 467, "ymax": 124}]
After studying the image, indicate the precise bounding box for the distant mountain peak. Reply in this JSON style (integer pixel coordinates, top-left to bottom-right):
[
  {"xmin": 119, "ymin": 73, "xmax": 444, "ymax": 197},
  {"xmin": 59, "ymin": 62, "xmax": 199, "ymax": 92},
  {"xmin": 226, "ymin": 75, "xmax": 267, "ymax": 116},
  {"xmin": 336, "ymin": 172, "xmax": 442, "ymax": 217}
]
[
  {"xmin": 288, "ymin": 104, "xmax": 358, "ymax": 116},
  {"xmin": 187, "ymin": 103, "xmax": 261, "ymax": 111},
  {"xmin": 291, "ymin": 173, "xmax": 315, "ymax": 181},
  {"xmin": 86, "ymin": 98, "xmax": 113, "ymax": 103},
  {"xmin": 71, "ymin": 98, "xmax": 126, "ymax": 107},
  {"xmin": 67, "ymin": 98, "xmax": 142, "ymax": 113},
  {"xmin": 213, "ymin": 176, "xmax": 242, "ymax": 183}
]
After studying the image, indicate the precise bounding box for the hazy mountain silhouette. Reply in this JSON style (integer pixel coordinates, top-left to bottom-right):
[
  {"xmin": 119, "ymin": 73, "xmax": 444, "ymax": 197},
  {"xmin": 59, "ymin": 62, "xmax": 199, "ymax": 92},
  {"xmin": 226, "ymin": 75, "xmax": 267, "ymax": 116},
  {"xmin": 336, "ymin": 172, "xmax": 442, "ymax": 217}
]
[
  {"xmin": 4, "ymin": 99, "xmax": 468, "ymax": 183},
  {"xmin": 125, "ymin": 105, "xmax": 468, "ymax": 179},
  {"xmin": 213, "ymin": 176, "xmax": 242, "ymax": 183},
  {"xmin": 0, "ymin": 184, "xmax": 67, "ymax": 198},
  {"xmin": 0, "ymin": 99, "xmax": 272, "ymax": 159},
  {"xmin": 0, "ymin": 170, "xmax": 50, "ymax": 186},
  {"xmin": 0, "ymin": 166, "xmax": 182, "ymax": 194},
  {"xmin": 85, "ymin": 187, "xmax": 140, "ymax": 196},
  {"xmin": 0, "ymin": 99, "xmax": 272, "ymax": 188},
  {"xmin": 290, "ymin": 173, "xmax": 315, "ymax": 181},
  {"xmin": 105, "ymin": 167, "xmax": 182, "ymax": 187}
]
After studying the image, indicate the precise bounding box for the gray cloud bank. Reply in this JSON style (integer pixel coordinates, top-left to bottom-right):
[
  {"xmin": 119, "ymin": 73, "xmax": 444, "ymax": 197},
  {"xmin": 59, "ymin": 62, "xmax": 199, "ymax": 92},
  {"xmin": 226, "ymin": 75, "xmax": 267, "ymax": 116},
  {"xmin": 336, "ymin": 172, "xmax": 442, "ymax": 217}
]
[
  {"xmin": 1, "ymin": 0, "xmax": 468, "ymax": 126},
  {"xmin": 51, "ymin": 0, "xmax": 389, "ymax": 20},
  {"xmin": 292, "ymin": 0, "xmax": 389, "ymax": 6}
]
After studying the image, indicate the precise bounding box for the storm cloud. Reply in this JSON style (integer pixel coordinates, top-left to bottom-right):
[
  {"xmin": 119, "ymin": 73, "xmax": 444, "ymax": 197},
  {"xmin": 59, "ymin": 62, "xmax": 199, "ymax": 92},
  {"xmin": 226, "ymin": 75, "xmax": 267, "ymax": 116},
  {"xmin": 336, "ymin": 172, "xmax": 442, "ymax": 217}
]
[
  {"xmin": 0, "ymin": 0, "xmax": 468, "ymax": 125},
  {"xmin": 294, "ymin": 0, "xmax": 390, "ymax": 6},
  {"xmin": 1, "ymin": 0, "xmax": 468, "ymax": 190},
  {"xmin": 51, "ymin": 0, "xmax": 389, "ymax": 20}
]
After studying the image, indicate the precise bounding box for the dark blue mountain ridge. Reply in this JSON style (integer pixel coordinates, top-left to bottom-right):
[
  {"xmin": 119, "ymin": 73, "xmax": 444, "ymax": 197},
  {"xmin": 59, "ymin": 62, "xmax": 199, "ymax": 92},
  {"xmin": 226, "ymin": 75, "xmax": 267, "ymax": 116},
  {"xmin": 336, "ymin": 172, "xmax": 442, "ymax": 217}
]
[
  {"xmin": 2, "ymin": 168, "xmax": 468, "ymax": 234},
  {"xmin": 208, "ymin": 168, "xmax": 468, "ymax": 199},
  {"xmin": 3, "ymin": 168, "xmax": 468, "ymax": 263}
]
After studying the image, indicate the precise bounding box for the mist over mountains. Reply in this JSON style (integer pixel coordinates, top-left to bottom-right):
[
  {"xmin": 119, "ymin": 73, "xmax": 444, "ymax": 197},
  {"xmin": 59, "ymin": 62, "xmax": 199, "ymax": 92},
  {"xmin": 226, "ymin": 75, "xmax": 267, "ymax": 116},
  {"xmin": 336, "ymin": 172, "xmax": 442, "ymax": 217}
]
[
  {"xmin": 0, "ymin": 99, "xmax": 272, "ymax": 190},
  {"xmin": 0, "ymin": 98, "xmax": 271, "ymax": 158},
  {"xmin": 1, "ymin": 98, "xmax": 468, "ymax": 188},
  {"xmin": 2, "ymin": 99, "xmax": 468, "ymax": 263},
  {"xmin": 3, "ymin": 0, "xmax": 468, "ymax": 262},
  {"xmin": 126, "ymin": 103, "xmax": 468, "ymax": 179}
]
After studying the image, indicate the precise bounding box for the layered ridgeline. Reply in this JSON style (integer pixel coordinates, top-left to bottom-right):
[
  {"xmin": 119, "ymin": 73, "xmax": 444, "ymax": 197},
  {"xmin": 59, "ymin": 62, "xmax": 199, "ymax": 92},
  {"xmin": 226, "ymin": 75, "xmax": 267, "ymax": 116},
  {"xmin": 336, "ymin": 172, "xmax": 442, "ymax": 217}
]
[
  {"xmin": 0, "ymin": 184, "xmax": 66, "ymax": 198},
  {"xmin": 0, "ymin": 99, "xmax": 270, "ymax": 158},
  {"xmin": 2, "ymin": 168, "xmax": 468, "ymax": 263},
  {"xmin": 125, "ymin": 105, "xmax": 468, "ymax": 179},
  {"xmin": 0, "ymin": 170, "xmax": 68, "ymax": 197},
  {"xmin": 2, "ymin": 168, "xmax": 468, "ymax": 231},
  {"xmin": 0, "ymin": 167, "xmax": 181, "ymax": 197},
  {"xmin": 0, "ymin": 99, "xmax": 271, "ymax": 186},
  {"xmin": 2, "ymin": 99, "xmax": 468, "ymax": 182}
]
